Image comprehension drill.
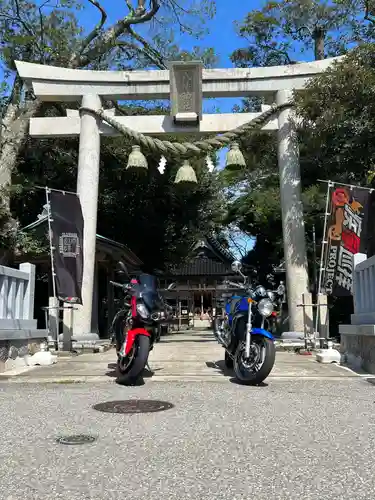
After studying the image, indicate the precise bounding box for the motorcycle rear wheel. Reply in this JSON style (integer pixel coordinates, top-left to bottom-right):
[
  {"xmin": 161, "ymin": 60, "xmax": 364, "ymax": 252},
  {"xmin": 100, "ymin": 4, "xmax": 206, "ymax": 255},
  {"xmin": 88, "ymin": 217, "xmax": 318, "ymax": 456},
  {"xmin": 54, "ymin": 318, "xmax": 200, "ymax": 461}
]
[
  {"xmin": 116, "ymin": 335, "xmax": 150, "ymax": 386},
  {"xmin": 233, "ymin": 337, "xmax": 275, "ymax": 385}
]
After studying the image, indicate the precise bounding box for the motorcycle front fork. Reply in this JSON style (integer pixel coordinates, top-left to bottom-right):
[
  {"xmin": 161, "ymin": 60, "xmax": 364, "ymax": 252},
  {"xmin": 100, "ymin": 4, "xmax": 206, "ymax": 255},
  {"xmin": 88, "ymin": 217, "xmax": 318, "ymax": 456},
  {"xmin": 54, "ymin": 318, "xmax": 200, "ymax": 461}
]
[{"xmin": 245, "ymin": 306, "xmax": 252, "ymax": 358}]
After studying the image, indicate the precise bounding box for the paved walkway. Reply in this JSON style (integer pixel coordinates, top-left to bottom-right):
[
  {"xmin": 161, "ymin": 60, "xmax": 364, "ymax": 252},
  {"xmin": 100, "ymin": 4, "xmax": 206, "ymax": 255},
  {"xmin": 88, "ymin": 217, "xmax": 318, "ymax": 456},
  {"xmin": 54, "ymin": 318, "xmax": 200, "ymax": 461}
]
[
  {"xmin": 0, "ymin": 331, "xmax": 373, "ymax": 499},
  {"xmin": 0, "ymin": 330, "xmax": 356, "ymax": 383},
  {"xmin": 1, "ymin": 378, "xmax": 375, "ymax": 499}
]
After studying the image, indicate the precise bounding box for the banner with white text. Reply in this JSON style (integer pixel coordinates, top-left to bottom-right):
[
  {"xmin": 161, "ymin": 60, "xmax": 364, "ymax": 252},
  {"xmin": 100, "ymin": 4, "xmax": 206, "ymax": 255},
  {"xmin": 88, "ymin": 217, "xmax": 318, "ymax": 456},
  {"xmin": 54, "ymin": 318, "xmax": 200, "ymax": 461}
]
[
  {"xmin": 49, "ymin": 191, "xmax": 84, "ymax": 304},
  {"xmin": 324, "ymin": 186, "xmax": 369, "ymax": 296}
]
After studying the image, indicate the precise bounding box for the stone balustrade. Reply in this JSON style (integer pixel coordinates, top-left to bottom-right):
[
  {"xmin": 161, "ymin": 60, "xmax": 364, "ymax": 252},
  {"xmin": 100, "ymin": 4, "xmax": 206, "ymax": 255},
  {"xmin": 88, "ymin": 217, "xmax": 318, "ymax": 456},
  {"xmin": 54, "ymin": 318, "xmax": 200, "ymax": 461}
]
[{"xmin": 0, "ymin": 263, "xmax": 47, "ymax": 372}]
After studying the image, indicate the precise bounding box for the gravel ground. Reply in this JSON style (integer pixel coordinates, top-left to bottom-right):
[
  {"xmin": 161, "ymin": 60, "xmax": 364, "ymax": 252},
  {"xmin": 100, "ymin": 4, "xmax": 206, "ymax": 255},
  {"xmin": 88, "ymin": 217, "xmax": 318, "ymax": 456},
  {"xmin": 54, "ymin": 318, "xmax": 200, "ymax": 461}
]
[{"xmin": 0, "ymin": 378, "xmax": 375, "ymax": 500}]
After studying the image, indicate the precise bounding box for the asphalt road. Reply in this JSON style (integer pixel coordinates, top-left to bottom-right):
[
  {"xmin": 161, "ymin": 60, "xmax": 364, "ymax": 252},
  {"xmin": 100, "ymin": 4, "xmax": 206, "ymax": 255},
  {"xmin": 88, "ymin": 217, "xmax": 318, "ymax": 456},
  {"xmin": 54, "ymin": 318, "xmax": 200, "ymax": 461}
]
[{"xmin": 0, "ymin": 378, "xmax": 374, "ymax": 500}]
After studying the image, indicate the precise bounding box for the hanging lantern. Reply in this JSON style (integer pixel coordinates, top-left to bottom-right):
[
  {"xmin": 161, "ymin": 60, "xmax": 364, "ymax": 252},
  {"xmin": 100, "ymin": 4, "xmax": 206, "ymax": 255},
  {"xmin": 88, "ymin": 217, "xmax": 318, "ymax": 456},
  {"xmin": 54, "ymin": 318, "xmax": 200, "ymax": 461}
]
[
  {"xmin": 126, "ymin": 145, "xmax": 148, "ymax": 171},
  {"xmin": 174, "ymin": 159, "xmax": 197, "ymax": 184},
  {"xmin": 225, "ymin": 142, "xmax": 246, "ymax": 170}
]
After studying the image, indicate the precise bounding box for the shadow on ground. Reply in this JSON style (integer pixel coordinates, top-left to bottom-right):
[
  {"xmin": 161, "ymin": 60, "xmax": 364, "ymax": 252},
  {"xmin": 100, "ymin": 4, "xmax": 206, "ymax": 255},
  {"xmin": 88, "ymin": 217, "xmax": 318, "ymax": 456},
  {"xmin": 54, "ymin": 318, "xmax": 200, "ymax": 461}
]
[{"xmin": 106, "ymin": 363, "xmax": 162, "ymax": 385}]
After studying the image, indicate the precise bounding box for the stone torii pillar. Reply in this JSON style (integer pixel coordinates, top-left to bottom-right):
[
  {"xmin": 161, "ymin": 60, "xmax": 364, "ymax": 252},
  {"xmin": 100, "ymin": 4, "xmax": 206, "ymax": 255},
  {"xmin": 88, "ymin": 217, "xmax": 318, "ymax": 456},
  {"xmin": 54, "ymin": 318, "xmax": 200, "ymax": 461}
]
[
  {"xmin": 15, "ymin": 57, "xmax": 341, "ymax": 334},
  {"xmin": 276, "ymin": 89, "xmax": 309, "ymax": 332},
  {"xmin": 74, "ymin": 94, "xmax": 102, "ymax": 340}
]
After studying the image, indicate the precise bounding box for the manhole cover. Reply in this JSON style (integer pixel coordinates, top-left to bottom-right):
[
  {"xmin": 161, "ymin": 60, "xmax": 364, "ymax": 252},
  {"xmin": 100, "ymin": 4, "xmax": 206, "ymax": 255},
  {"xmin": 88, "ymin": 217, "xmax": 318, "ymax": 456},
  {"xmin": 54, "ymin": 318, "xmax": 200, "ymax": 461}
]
[
  {"xmin": 92, "ymin": 400, "xmax": 174, "ymax": 414},
  {"xmin": 56, "ymin": 434, "xmax": 97, "ymax": 445}
]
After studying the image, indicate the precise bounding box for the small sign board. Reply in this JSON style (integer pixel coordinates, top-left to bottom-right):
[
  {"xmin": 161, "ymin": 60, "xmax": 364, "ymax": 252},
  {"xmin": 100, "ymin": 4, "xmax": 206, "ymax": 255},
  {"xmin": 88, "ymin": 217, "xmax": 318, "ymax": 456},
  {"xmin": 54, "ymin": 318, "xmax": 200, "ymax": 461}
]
[{"xmin": 169, "ymin": 61, "xmax": 203, "ymax": 124}]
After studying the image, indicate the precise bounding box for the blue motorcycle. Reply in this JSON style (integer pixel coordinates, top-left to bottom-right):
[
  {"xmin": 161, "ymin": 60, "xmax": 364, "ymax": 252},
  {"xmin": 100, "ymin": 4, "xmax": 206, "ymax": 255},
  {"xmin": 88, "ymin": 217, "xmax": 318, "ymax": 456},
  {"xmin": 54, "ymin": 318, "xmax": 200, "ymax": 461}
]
[{"xmin": 213, "ymin": 260, "xmax": 276, "ymax": 385}]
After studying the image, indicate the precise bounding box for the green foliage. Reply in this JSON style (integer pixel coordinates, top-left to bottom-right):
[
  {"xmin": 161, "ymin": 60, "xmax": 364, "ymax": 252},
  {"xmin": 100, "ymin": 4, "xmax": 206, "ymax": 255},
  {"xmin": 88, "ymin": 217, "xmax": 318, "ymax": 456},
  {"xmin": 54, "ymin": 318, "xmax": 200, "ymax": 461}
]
[
  {"xmin": 231, "ymin": 0, "xmax": 374, "ymax": 67},
  {"xmin": 0, "ymin": 0, "xmax": 83, "ymax": 68},
  {"xmin": 296, "ymin": 43, "xmax": 375, "ymax": 186}
]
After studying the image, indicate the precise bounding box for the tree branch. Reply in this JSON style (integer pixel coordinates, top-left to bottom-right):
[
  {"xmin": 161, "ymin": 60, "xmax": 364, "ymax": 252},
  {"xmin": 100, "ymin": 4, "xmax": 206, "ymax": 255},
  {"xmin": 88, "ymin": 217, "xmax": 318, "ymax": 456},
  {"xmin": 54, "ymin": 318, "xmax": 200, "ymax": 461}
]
[
  {"xmin": 167, "ymin": 0, "xmax": 193, "ymax": 34},
  {"xmin": 257, "ymin": 42, "xmax": 295, "ymax": 64},
  {"xmin": 78, "ymin": 0, "xmax": 108, "ymax": 56},
  {"xmin": 116, "ymin": 39, "xmax": 166, "ymax": 69},
  {"xmin": 71, "ymin": 0, "xmax": 160, "ymax": 68},
  {"xmin": 125, "ymin": 0, "xmax": 134, "ymax": 13},
  {"xmin": 365, "ymin": 0, "xmax": 375, "ymax": 24},
  {"xmin": 38, "ymin": 0, "xmax": 52, "ymax": 63},
  {"xmin": 125, "ymin": 25, "xmax": 167, "ymax": 68}
]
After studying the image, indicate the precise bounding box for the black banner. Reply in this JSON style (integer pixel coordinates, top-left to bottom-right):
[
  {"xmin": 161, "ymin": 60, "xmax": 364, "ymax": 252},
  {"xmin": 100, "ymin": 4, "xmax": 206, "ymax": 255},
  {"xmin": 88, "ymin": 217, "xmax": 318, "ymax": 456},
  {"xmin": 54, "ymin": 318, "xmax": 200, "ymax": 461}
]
[
  {"xmin": 324, "ymin": 186, "xmax": 370, "ymax": 296},
  {"xmin": 49, "ymin": 191, "xmax": 84, "ymax": 304}
]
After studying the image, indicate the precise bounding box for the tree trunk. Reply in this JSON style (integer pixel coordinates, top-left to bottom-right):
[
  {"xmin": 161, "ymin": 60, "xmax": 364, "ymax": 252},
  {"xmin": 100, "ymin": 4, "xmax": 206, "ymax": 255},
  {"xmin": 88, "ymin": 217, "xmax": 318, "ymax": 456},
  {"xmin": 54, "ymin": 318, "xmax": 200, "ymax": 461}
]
[
  {"xmin": 313, "ymin": 27, "xmax": 325, "ymax": 61},
  {"xmin": 0, "ymin": 99, "xmax": 41, "ymax": 201}
]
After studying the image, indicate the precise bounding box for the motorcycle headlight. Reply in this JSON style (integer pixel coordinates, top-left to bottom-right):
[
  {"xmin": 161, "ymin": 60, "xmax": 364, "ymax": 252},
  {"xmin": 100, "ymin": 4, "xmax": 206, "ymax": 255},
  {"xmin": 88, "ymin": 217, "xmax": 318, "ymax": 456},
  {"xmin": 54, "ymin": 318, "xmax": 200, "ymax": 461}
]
[
  {"xmin": 136, "ymin": 303, "xmax": 149, "ymax": 319},
  {"xmin": 258, "ymin": 298, "xmax": 274, "ymax": 317}
]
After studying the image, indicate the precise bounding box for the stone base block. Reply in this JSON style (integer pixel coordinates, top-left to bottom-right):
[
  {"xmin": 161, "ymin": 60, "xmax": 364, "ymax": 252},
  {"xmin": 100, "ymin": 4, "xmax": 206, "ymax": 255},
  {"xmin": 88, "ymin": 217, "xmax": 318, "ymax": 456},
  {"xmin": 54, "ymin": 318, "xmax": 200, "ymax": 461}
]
[{"xmin": 340, "ymin": 328, "xmax": 375, "ymax": 374}]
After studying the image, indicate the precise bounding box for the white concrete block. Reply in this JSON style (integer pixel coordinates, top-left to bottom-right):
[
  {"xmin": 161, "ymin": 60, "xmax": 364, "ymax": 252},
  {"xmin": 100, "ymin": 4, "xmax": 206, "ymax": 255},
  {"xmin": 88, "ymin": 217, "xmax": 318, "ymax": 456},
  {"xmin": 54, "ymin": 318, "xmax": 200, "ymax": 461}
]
[
  {"xmin": 316, "ymin": 348, "xmax": 341, "ymax": 364},
  {"xmin": 26, "ymin": 351, "xmax": 57, "ymax": 366}
]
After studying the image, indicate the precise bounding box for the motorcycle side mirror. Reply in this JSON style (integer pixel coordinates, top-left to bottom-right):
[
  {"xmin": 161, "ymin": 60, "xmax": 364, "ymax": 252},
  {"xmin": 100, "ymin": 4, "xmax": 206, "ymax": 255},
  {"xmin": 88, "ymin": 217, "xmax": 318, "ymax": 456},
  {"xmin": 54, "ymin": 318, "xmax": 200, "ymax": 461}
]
[
  {"xmin": 231, "ymin": 260, "xmax": 242, "ymax": 273},
  {"xmin": 167, "ymin": 282, "xmax": 177, "ymax": 291}
]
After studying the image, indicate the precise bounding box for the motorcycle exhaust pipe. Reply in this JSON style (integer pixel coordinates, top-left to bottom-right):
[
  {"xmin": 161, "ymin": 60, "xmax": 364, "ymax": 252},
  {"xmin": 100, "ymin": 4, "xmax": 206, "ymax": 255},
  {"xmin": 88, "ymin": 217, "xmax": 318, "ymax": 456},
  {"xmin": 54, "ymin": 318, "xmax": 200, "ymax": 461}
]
[{"xmin": 214, "ymin": 326, "xmax": 226, "ymax": 345}]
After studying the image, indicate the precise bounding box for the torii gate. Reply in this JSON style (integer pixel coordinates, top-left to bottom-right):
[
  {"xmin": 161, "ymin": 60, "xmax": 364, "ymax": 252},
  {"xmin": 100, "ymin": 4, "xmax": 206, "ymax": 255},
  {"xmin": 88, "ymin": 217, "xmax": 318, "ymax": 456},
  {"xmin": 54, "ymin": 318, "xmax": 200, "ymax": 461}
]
[{"xmin": 15, "ymin": 57, "xmax": 339, "ymax": 342}]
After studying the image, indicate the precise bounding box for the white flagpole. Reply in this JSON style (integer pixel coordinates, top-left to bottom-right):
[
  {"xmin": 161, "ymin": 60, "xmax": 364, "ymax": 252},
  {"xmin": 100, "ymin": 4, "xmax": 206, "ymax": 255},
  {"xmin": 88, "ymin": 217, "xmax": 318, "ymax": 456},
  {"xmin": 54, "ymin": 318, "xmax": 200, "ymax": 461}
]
[
  {"xmin": 317, "ymin": 181, "xmax": 333, "ymax": 298},
  {"xmin": 314, "ymin": 180, "xmax": 333, "ymax": 337},
  {"xmin": 45, "ymin": 187, "xmax": 59, "ymax": 350}
]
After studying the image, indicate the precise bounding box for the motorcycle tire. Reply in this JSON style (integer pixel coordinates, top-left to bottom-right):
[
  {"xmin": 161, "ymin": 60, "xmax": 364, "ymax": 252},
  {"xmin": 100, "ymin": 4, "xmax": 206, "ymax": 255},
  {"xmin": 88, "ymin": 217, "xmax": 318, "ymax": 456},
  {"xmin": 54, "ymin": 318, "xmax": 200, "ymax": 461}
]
[
  {"xmin": 224, "ymin": 351, "xmax": 234, "ymax": 369},
  {"xmin": 233, "ymin": 337, "xmax": 275, "ymax": 386},
  {"xmin": 116, "ymin": 335, "xmax": 150, "ymax": 386}
]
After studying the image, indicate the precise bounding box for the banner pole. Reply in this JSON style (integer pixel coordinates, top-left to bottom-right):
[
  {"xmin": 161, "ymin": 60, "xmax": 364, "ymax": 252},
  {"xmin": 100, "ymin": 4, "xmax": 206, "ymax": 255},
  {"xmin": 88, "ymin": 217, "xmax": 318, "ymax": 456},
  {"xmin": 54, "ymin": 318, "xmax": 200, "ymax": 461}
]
[
  {"xmin": 318, "ymin": 179, "xmax": 374, "ymax": 192},
  {"xmin": 45, "ymin": 187, "xmax": 59, "ymax": 350},
  {"xmin": 315, "ymin": 181, "xmax": 333, "ymax": 336}
]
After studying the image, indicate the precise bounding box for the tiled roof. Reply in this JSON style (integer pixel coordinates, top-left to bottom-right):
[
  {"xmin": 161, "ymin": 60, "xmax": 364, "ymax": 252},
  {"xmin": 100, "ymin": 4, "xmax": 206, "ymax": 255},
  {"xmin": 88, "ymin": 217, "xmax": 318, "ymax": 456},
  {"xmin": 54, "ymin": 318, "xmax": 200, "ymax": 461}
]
[
  {"xmin": 169, "ymin": 235, "xmax": 235, "ymax": 277},
  {"xmin": 171, "ymin": 256, "xmax": 233, "ymax": 277},
  {"xmin": 205, "ymin": 235, "xmax": 235, "ymax": 263}
]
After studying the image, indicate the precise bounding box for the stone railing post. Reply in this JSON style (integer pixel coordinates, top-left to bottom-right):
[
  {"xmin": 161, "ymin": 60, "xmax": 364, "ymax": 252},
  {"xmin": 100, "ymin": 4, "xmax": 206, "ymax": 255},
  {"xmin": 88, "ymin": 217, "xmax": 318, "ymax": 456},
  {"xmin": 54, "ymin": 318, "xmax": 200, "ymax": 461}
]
[{"xmin": 19, "ymin": 262, "xmax": 35, "ymax": 320}]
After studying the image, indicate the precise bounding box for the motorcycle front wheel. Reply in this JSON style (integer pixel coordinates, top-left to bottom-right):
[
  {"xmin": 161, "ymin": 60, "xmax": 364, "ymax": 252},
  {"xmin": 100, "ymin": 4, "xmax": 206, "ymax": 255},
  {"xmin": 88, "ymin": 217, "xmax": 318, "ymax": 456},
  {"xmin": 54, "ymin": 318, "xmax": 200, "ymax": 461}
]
[
  {"xmin": 116, "ymin": 335, "xmax": 150, "ymax": 386},
  {"xmin": 233, "ymin": 336, "xmax": 275, "ymax": 385}
]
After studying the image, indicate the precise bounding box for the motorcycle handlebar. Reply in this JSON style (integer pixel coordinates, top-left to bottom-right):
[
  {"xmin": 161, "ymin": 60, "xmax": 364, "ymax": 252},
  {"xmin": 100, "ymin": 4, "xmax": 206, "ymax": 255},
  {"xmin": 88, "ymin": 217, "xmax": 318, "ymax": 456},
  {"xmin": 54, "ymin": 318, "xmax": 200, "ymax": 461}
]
[
  {"xmin": 224, "ymin": 280, "xmax": 247, "ymax": 289},
  {"xmin": 109, "ymin": 281, "xmax": 131, "ymax": 290}
]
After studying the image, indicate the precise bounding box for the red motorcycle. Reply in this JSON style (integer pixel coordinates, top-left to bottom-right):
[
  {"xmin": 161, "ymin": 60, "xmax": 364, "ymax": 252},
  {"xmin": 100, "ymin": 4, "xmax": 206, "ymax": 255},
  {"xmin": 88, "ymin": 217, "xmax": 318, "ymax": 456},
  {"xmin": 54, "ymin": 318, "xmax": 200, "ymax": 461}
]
[{"xmin": 110, "ymin": 262, "xmax": 175, "ymax": 385}]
